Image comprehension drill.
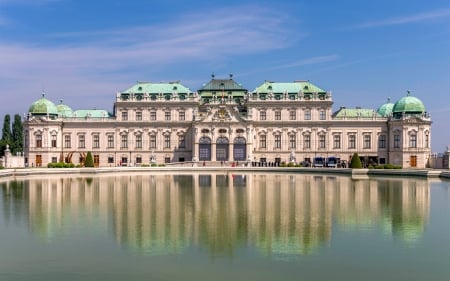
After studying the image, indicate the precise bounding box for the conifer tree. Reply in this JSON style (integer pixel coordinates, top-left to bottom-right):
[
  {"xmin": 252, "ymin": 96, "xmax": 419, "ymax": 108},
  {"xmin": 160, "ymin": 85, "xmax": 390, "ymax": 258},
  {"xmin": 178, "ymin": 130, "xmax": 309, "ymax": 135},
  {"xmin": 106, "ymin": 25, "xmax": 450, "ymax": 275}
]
[
  {"xmin": 85, "ymin": 151, "xmax": 94, "ymax": 167},
  {"xmin": 11, "ymin": 114, "xmax": 24, "ymax": 154},
  {"xmin": 0, "ymin": 114, "xmax": 12, "ymax": 157},
  {"xmin": 350, "ymin": 152, "xmax": 363, "ymax": 169}
]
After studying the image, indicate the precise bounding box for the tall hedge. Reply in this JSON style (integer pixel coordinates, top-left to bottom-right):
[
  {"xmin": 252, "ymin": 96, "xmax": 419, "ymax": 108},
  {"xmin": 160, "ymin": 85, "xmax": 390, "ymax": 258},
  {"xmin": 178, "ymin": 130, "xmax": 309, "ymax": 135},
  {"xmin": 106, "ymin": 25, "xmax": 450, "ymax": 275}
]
[
  {"xmin": 85, "ymin": 151, "xmax": 94, "ymax": 167},
  {"xmin": 350, "ymin": 153, "xmax": 363, "ymax": 169}
]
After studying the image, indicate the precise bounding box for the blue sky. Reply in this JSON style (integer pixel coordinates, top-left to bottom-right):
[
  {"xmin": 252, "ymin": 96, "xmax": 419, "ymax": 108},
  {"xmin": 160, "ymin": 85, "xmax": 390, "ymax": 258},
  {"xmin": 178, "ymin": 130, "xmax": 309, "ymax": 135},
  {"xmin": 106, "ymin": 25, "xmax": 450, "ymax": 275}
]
[{"xmin": 1, "ymin": 0, "xmax": 449, "ymax": 151}]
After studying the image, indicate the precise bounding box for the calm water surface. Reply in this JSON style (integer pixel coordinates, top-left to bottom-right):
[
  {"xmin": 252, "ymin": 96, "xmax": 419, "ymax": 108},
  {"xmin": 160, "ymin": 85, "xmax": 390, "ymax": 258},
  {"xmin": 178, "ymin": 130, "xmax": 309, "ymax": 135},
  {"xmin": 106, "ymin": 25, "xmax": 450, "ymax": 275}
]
[{"xmin": 1, "ymin": 172, "xmax": 450, "ymax": 281}]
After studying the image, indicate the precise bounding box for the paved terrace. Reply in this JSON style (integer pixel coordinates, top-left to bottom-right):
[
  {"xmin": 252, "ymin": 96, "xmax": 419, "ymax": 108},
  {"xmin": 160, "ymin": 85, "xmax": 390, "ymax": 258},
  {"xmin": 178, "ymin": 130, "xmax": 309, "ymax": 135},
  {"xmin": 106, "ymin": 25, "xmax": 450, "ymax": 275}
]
[{"xmin": 1, "ymin": 166, "xmax": 449, "ymax": 180}]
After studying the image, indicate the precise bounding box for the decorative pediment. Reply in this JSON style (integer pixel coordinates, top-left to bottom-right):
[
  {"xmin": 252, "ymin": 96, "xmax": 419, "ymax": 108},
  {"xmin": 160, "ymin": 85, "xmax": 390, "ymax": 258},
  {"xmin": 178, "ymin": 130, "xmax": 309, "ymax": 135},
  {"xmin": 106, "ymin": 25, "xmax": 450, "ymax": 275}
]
[{"xmin": 199, "ymin": 105, "xmax": 246, "ymax": 123}]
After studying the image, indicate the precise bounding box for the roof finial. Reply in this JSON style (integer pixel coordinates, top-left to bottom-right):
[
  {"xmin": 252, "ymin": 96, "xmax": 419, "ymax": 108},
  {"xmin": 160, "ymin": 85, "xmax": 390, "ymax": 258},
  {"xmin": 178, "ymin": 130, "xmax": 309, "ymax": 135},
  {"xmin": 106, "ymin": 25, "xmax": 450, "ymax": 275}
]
[
  {"xmin": 229, "ymin": 73, "xmax": 233, "ymax": 79},
  {"xmin": 387, "ymin": 97, "xmax": 391, "ymax": 103},
  {"xmin": 60, "ymin": 99, "xmax": 63, "ymax": 104},
  {"xmin": 41, "ymin": 92, "xmax": 45, "ymax": 98},
  {"xmin": 211, "ymin": 73, "xmax": 215, "ymax": 79},
  {"xmin": 407, "ymin": 90, "xmax": 411, "ymax": 96}
]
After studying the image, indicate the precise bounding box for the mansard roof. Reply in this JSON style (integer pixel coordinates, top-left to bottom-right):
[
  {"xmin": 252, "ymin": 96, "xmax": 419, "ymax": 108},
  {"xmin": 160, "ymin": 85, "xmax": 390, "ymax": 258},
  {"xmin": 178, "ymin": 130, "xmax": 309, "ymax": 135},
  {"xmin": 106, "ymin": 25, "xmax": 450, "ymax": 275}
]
[
  {"xmin": 122, "ymin": 81, "xmax": 192, "ymax": 94},
  {"xmin": 198, "ymin": 74, "xmax": 247, "ymax": 92},
  {"xmin": 332, "ymin": 107, "xmax": 380, "ymax": 118},
  {"xmin": 254, "ymin": 80, "xmax": 327, "ymax": 94},
  {"xmin": 72, "ymin": 109, "xmax": 112, "ymax": 118}
]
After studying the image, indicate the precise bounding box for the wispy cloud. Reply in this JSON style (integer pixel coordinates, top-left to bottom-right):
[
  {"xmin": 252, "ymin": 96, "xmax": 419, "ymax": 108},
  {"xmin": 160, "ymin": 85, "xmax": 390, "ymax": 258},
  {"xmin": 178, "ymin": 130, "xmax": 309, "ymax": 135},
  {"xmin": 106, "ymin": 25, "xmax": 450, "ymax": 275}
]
[
  {"xmin": 268, "ymin": 55, "xmax": 339, "ymax": 70},
  {"xmin": 354, "ymin": 8, "xmax": 450, "ymax": 28},
  {"xmin": 0, "ymin": 5, "xmax": 299, "ymax": 113},
  {"xmin": 0, "ymin": 0, "xmax": 61, "ymax": 5},
  {"xmin": 0, "ymin": 6, "xmax": 295, "ymax": 75},
  {"xmin": 0, "ymin": 15, "xmax": 10, "ymax": 26}
]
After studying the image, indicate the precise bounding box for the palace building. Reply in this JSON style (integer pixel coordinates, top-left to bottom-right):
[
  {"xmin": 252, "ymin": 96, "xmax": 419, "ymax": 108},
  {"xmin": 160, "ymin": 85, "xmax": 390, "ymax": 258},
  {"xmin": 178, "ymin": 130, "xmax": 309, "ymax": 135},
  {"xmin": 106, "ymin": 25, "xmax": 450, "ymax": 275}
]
[{"xmin": 23, "ymin": 74, "xmax": 432, "ymax": 168}]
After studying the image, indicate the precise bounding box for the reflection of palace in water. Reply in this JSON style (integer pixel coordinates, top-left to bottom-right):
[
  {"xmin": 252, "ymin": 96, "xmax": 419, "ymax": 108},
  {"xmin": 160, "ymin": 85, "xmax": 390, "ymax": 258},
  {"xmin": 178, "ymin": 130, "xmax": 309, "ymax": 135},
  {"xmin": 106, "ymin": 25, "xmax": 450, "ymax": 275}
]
[{"xmin": 0, "ymin": 173, "xmax": 430, "ymax": 256}]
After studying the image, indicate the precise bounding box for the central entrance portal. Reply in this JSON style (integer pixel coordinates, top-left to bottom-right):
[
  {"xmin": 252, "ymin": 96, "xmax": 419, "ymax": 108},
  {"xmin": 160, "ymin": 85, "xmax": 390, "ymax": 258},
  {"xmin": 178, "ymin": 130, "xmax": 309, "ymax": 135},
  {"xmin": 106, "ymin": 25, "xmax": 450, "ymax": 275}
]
[
  {"xmin": 233, "ymin": 137, "xmax": 246, "ymax": 161},
  {"xmin": 216, "ymin": 137, "xmax": 229, "ymax": 161},
  {"xmin": 199, "ymin": 137, "xmax": 212, "ymax": 161}
]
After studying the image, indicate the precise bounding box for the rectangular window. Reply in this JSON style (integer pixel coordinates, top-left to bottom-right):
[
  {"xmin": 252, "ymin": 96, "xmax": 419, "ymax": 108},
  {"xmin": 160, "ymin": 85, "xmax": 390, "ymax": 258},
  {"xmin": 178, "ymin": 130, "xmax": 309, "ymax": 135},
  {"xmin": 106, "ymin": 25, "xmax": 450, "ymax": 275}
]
[
  {"xmin": 107, "ymin": 135, "xmax": 114, "ymax": 148},
  {"xmin": 51, "ymin": 135, "xmax": 57, "ymax": 148},
  {"xmin": 136, "ymin": 111, "xmax": 142, "ymax": 121},
  {"xmin": 319, "ymin": 110, "xmax": 326, "ymax": 120},
  {"xmin": 36, "ymin": 135, "xmax": 42, "ymax": 148},
  {"xmin": 275, "ymin": 135, "xmax": 281, "ymax": 149},
  {"xmin": 164, "ymin": 135, "xmax": 171, "ymax": 148},
  {"xmin": 108, "ymin": 156, "xmax": 114, "ymax": 164},
  {"xmin": 259, "ymin": 135, "xmax": 266, "ymax": 148},
  {"xmin": 94, "ymin": 155, "xmax": 99, "ymax": 167},
  {"xmin": 165, "ymin": 157, "xmax": 171, "ymax": 163},
  {"xmin": 136, "ymin": 156, "xmax": 142, "ymax": 164},
  {"xmin": 379, "ymin": 135, "xmax": 386, "ymax": 149},
  {"xmin": 64, "ymin": 135, "xmax": 71, "ymax": 148},
  {"xmin": 333, "ymin": 135, "xmax": 341, "ymax": 149},
  {"xmin": 364, "ymin": 134, "xmax": 371, "ymax": 149},
  {"xmin": 319, "ymin": 135, "xmax": 325, "ymax": 149},
  {"xmin": 121, "ymin": 134, "xmax": 128, "ymax": 148},
  {"xmin": 275, "ymin": 111, "xmax": 281, "ymax": 120},
  {"xmin": 150, "ymin": 111, "xmax": 157, "ymax": 121},
  {"xmin": 165, "ymin": 111, "xmax": 171, "ymax": 121},
  {"xmin": 178, "ymin": 135, "xmax": 185, "ymax": 148},
  {"xmin": 425, "ymin": 134, "xmax": 429, "ymax": 148},
  {"xmin": 304, "ymin": 135, "xmax": 311, "ymax": 149},
  {"xmin": 289, "ymin": 134, "xmax": 296, "ymax": 149},
  {"xmin": 409, "ymin": 134, "xmax": 417, "ymax": 148},
  {"xmin": 304, "ymin": 110, "xmax": 311, "ymax": 120},
  {"xmin": 289, "ymin": 110, "xmax": 296, "ymax": 120},
  {"xmin": 93, "ymin": 135, "xmax": 100, "ymax": 148},
  {"xmin": 348, "ymin": 135, "xmax": 356, "ymax": 149},
  {"xmin": 150, "ymin": 135, "xmax": 156, "ymax": 149},
  {"xmin": 79, "ymin": 135, "xmax": 85, "ymax": 148},
  {"xmin": 135, "ymin": 134, "xmax": 142, "ymax": 148},
  {"xmin": 394, "ymin": 135, "xmax": 400, "ymax": 148},
  {"xmin": 179, "ymin": 111, "xmax": 185, "ymax": 121},
  {"xmin": 122, "ymin": 111, "xmax": 128, "ymax": 121},
  {"xmin": 260, "ymin": 111, "xmax": 266, "ymax": 121},
  {"xmin": 51, "ymin": 157, "xmax": 57, "ymax": 163}
]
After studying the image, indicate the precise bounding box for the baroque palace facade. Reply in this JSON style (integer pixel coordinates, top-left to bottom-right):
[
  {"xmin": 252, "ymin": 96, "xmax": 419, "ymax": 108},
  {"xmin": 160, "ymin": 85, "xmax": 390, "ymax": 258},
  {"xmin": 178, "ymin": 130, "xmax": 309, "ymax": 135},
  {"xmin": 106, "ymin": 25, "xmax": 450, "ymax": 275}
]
[{"xmin": 23, "ymin": 75, "xmax": 432, "ymax": 168}]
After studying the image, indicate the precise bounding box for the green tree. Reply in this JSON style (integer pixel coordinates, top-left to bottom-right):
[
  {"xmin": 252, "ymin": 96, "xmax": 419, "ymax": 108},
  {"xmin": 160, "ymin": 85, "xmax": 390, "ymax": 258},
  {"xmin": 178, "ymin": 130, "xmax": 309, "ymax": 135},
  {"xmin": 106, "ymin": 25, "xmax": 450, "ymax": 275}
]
[
  {"xmin": 11, "ymin": 114, "xmax": 24, "ymax": 154},
  {"xmin": 350, "ymin": 152, "xmax": 363, "ymax": 169},
  {"xmin": 0, "ymin": 114, "xmax": 12, "ymax": 157},
  {"xmin": 84, "ymin": 151, "xmax": 94, "ymax": 167}
]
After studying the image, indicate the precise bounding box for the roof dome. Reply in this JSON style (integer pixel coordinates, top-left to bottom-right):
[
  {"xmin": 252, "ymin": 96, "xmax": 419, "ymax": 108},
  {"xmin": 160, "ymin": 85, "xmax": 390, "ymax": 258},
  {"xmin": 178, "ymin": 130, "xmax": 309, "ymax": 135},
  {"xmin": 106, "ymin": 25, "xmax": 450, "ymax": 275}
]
[
  {"xmin": 392, "ymin": 91, "xmax": 426, "ymax": 118},
  {"xmin": 56, "ymin": 100, "xmax": 73, "ymax": 117},
  {"xmin": 377, "ymin": 98, "xmax": 395, "ymax": 117},
  {"xmin": 28, "ymin": 93, "xmax": 59, "ymax": 117}
]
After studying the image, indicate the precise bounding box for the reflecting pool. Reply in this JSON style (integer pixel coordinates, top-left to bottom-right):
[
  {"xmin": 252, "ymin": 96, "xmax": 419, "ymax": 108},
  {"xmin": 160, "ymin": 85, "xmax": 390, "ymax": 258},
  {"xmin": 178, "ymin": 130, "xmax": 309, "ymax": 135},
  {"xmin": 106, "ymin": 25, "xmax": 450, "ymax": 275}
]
[{"xmin": 1, "ymin": 172, "xmax": 450, "ymax": 281}]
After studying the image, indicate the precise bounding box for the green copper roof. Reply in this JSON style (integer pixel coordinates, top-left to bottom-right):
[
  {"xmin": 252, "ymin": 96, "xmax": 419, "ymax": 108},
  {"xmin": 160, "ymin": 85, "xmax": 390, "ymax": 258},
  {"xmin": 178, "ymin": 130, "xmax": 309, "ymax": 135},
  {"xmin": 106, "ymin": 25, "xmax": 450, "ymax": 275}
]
[
  {"xmin": 56, "ymin": 100, "xmax": 73, "ymax": 118},
  {"xmin": 28, "ymin": 94, "xmax": 59, "ymax": 116},
  {"xmin": 198, "ymin": 75, "xmax": 247, "ymax": 99},
  {"xmin": 254, "ymin": 80, "xmax": 326, "ymax": 94},
  {"xmin": 392, "ymin": 91, "xmax": 425, "ymax": 114},
  {"xmin": 72, "ymin": 109, "xmax": 111, "ymax": 118},
  {"xmin": 122, "ymin": 81, "xmax": 191, "ymax": 94},
  {"xmin": 376, "ymin": 98, "xmax": 395, "ymax": 117},
  {"xmin": 199, "ymin": 75, "xmax": 246, "ymax": 91},
  {"xmin": 333, "ymin": 107, "xmax": 380, "ymax": 118}
]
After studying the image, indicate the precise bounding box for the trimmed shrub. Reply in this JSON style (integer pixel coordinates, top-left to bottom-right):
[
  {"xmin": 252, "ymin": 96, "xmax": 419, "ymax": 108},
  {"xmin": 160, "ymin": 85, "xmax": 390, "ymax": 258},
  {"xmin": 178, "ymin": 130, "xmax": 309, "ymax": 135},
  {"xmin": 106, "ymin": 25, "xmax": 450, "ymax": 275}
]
[
  {"xmin": 47, "ymin": 162, "xmax": 76, "ymax": 168},
  {"xmin": 350, "ymin": 153, "xmax": 363, "ymax": 169},
  {"xmin": 151, "ymin": 163, "xmax": 158, "ymax": 167},
  {"xmin": 287, "ymin": 162, "xmax": 296, "ymax": 167},
  {"xmin": 158, "ymin": 164, "xmax": 166, "ymax": 167},
  {"xmin": 84, "ymin": 151, "xmax": 94, "ymax": 167}
]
